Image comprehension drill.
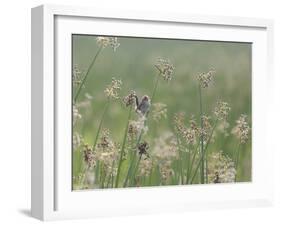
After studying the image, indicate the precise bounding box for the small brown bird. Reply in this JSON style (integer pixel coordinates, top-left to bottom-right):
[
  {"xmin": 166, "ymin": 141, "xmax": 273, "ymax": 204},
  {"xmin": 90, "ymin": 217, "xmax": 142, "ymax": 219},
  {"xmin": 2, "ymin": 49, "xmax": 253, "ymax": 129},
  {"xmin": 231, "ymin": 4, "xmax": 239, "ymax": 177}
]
[{"xmin": 134, "ymin": 95, "xmax": 151, "ymax": 115}]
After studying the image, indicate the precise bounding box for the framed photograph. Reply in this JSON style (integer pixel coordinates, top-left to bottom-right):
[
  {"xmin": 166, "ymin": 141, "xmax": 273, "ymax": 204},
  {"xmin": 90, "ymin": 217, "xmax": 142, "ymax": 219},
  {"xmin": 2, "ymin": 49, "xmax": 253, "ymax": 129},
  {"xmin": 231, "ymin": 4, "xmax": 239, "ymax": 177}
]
[{"xmin": 31, "ymin": 4, "xmax": 274, "ymax": 221}]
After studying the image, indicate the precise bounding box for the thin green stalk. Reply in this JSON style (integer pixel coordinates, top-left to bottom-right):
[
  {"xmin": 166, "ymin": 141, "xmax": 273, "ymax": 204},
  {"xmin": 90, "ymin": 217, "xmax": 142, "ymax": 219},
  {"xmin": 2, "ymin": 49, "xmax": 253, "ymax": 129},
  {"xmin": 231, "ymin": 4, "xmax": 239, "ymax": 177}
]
[
  {"xmin": 115, "ymin": 105, "xmax": 133, "ymax": 188},
  {"xmin": 74, "ymin": 46, "xmax": 102, "ymax": 103},
  {"xmin": 101, "ymin": 174, "xmax": 106, "ymax": 188},
  {"xmin": 106, "ymin": 175, "xmax": 112, "ymax": 188},
  {"xmin": 123, "ymin": 150, "xmax": 137, "ymax": 187},
  {"xmin": 183, "ymin": 143, "xmax": 193, "ymax": 184},
  {"xmin": 95, "ymin": 161, "xmax": 100, "ymax": 184},
  {"xmin": 234, "ymin": 143, "xmax": 241, "ymax": 182},
  {"xmin": 205, "ymin": 157, "xmax": 208, "ymax": 183},
  {"xmin": 92, "ymin": 100, "xmax": 110, "ymax": 151},
  {"xmin": 186, "ymin": 150, "xmax": 197, "ymax": 184},
  {"xmin": 156, "ymin": 165, "xmax": 161, "ymax": 186},
  {"xmin": 179, "ymin": 153, "xmax": 184, "ymax": 184},
  {"xmin": 111, "ymin": 174, "xmax": 114, "ymax": 188},
  {"xmin": 100, "ymin": 162, "xmax": 105, "ymax": 188},
  {"xmin": 148, "ymin": 167, "xmax": 153, "ymax": 186},
  {"xmin": 175, "ymin": 133, "xmax": 184, "ymax": 184},
  {"xmin": 185, "ymin": 149, "xmax": 191, "ymax": 184},
  {"xmin": 186, "ymin": 142, "xmax": 200, "ymax": 184},
  {"xmin": 106, "ymin": 160, "xmax": 115, "ymax": 188},
  {"xmin": 198, "ymin": 84, "xmax": 205, "ymax": 184},
  {"xmin": 78, "ymin": 150, "xmax": 85, "ymax": 174},
  {"xmin": 189, "ymin": 118, "xmax": 219, "ymax": 184},
  {"xmin": 129, "ymin": 154, "xmax": 142, "ymax": 186},
  {"xmin": 85, "ymin": 100, "xmax": 108, "ymax": 186},
  {"xmin": 151, "ymin": 73, "xmax": 161, "ymax": 103},
  {"xmin": 123, "ymin": 72, "xmax": 162, "ymax": 188},
  {"xmin": 180, "ymin": 149, "xmax": 187, "ymax": 185}
]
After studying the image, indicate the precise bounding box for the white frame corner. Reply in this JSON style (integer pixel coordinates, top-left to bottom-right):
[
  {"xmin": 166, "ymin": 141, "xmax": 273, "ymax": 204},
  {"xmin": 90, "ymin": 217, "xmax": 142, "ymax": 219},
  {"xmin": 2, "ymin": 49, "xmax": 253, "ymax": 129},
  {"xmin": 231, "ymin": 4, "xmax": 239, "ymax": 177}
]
[{"xmin": 31, "ymin": 4, "xmax": 274, "ymax": 221}]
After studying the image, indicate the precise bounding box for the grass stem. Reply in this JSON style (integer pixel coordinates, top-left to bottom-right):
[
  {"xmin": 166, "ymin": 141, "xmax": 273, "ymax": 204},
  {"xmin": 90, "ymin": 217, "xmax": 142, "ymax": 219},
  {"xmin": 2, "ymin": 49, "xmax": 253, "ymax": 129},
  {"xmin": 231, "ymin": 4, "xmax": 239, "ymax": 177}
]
[
  {"xmin": 115, "ymin": 105, "xmax": 133, "ymax": 187},
  {"xmin": 151, "ymin": 73, "xmax": 161, "ymax": 103},
  {"xmin": 92, "ymin": 100, "xmax": 110, "ymax": 151},
  {"xmin": 74, "ymin": 46, "xmax": 102, "ymax": 103},
  {"xmin": 185, "ymin": 142, "xmax": 200, "ymax": 184},
  {"xmin": 234, "ymin": 143, "xmax": 241, "ymax": 182},
  {"xmin": 189, "ymin": 118, "xmax": 218, "ymax": 184},
  {"xmin": 130, "ymin": 154, "xmax": 142, "ymax": 186},
  {"xmin": 123, "ymin": 150, "xmax": 137, "ymax": 187},
  {"xmin": 198, "ymin": 84, "xmax": 205, "ymax": 184}
]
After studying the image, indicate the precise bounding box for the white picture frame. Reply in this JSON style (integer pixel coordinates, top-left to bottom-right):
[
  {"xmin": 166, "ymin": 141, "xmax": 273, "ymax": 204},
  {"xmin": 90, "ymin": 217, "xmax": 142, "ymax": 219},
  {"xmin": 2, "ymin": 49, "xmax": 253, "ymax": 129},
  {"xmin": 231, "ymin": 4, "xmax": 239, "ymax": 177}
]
[{"xmin": 31, "ymin": 4, "xmax": 274, "ymax": 221}]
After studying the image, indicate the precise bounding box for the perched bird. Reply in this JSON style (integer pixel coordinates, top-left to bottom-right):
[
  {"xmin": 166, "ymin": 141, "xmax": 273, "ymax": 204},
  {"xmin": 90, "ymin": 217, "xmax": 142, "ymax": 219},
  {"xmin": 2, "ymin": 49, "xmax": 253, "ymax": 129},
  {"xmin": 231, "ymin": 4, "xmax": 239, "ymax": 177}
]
[{"xmin": 134, "ymin": 95, "xmax": 151, "ymax": 115}]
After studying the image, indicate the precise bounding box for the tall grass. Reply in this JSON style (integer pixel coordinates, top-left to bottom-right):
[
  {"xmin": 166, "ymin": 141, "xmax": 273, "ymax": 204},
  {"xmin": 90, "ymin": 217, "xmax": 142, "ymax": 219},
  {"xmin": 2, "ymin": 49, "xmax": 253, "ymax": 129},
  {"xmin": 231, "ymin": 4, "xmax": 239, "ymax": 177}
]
[
  {"xmin": 74, "ymin": 46, "xmax": 102, "ymax": 103},
  {"xmin": 72, "ymin": 35, "xmax": 252, "ymax": 190}
]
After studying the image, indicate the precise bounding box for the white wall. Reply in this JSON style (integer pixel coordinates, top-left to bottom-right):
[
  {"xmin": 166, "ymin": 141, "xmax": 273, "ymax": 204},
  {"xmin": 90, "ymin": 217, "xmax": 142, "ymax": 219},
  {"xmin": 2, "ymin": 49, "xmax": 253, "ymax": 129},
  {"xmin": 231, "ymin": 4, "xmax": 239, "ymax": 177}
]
[{"xmin": 0, "ymin": 0, "xmax": 280, "ymax": 225}]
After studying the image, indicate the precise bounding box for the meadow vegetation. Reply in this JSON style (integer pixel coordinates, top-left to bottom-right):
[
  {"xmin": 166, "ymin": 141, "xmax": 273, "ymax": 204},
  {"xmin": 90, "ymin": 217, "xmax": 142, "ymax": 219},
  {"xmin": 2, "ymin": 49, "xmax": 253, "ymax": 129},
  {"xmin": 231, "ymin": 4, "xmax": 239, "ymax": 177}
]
[{"xmin": 72, "ymin": 35, "xmax": 252, "ymax": 189}]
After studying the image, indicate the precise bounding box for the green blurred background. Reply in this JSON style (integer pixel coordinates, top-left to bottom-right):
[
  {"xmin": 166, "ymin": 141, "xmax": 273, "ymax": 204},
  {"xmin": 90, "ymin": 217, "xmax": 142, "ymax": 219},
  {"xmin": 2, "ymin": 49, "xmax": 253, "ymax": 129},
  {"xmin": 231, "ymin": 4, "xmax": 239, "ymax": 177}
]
[{"xmin": 72, "ymin": 35, "xmax": 252, "ymax": 182}]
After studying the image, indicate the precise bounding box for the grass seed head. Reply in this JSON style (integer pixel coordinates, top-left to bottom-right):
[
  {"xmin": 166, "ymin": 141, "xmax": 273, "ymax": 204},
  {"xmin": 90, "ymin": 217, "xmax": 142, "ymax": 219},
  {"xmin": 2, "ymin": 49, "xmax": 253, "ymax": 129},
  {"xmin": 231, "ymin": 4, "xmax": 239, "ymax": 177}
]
[
  {"xmin": 129, "ymin": 115, "xmax": 148, "ymax": 137},
  {"xmin": 73, "ymin": 64, "xmax": 83, "ymax": 86},
  {"xmin": 174, "ymin": 113, "xmax": 199, "ymax": 145},
  {"xmin": 96, "ymin": 129, "xmax": 119, "ymax": 175},
  {"xmin": 138, "ymin": 158, "xmax": 153, "ymax": 177},
  {"xmin": 104, "ymin": 77, "xmax": 122, "ymax": 99},
  {"xmin": 96, "ymin": 36, "xmax": 120, "ymax": 51},
  {"xmin": 174, "ymin": 112, "xmax": 186, "ymax": 133},
  {"xmin": 232, "ymin": 114, "xmax": 250, "ymax": 144},
  {"xmin": 208, "ymin": 150, "xmax": 236, "ymax": 183},
  {"xmin": 73, "ymin": 104, "xmax": 81, "ymax": 125},
  {"xmin": 197, "ymin": 69, "xmax": 216, "ymax": 88},
  {"xmin": 153, "ymin": 132, "xmax": 178, "ymax": 159},
  {"xmin": 83, "ymin": 144, "xmax": 95, "ymax": 168},
  {"xmin": 152, "ymin": 102, "xmax": 167, "ymax": 122},
  {"xmin": 73, "ymin": 132, "xmax": 83, "ymax": 150},
  {"xmin": 214, "ymin": 101, "xmax": 231, "ymax": 120},
  {"xmin": 123, "ymin": 90, "xmax": 136, "ymax": 107},
  {"xmin": 155, "ymin": 58, "xmax": 175, "ymax": 81}
]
